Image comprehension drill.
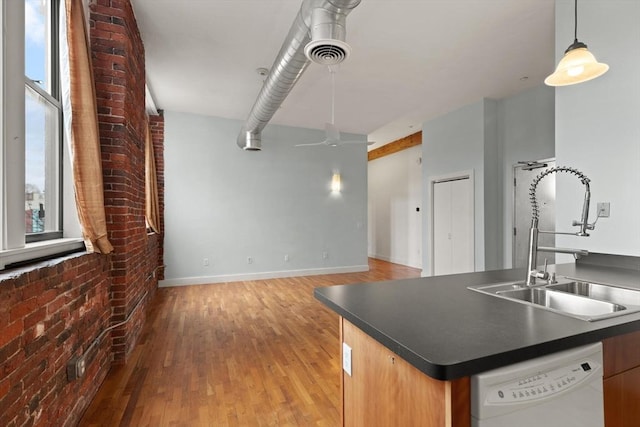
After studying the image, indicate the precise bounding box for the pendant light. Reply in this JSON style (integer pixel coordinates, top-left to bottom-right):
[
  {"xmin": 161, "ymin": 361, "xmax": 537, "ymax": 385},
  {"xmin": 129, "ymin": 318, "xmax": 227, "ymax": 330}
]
[{"xmin": 544, "ymin": 0, "xmax": 609, "ymax": 86}]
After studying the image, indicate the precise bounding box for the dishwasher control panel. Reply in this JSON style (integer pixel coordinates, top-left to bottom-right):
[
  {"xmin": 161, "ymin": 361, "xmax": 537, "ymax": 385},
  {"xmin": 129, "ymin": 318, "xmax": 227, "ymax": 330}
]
[
  {"xmin": 485, "ymin": 359, "xmax": 600, "ymax": 405},
  {"xmin": 472, "ymin": 343, "xmax": 604, "ymax": 425}
]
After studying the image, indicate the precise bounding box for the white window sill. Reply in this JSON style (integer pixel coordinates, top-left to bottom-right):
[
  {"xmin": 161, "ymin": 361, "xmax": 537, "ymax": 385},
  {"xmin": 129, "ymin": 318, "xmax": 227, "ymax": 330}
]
[{"xmin": 0, "ymin": 238, "xmax": 86, "ymax": 270}]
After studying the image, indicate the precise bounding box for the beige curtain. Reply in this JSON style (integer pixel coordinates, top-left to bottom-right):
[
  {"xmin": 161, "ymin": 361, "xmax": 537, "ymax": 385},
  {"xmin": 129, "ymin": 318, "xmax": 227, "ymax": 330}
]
[
  {"xmin": 145, "ymin": 119, "xmax": 161, "ymax": 234},
  {"xmin": 63, "ymin": 0, "xmax": 114, "ymax": 254}
]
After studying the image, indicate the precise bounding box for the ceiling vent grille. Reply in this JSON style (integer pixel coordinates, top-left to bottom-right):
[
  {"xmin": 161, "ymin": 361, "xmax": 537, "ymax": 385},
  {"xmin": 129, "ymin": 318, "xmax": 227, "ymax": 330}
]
[
  {"xmin": 304, "ymin": 39, "xmax": 351, "ymax": 65},
  {"xmin": 236, "ymin": 0, "xmax": 361, "ymax": 151}
]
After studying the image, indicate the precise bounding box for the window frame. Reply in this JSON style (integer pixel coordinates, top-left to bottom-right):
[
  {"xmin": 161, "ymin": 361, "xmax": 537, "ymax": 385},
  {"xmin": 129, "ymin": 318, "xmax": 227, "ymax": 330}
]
[{"xmin": 1, "ymin": 0, "xmax": 83, "ymax": 270}]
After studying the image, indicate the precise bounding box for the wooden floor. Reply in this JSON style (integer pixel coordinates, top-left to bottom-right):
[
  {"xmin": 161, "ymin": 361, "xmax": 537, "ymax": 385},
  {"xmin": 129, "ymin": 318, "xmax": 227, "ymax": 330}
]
[{"xmin": 79, "ymin": 259, "xmax": 421, "ymax": 426}]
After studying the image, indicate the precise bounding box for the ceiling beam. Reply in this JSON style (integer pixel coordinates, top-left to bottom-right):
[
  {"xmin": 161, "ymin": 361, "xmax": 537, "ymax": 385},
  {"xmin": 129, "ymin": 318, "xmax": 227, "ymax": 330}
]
[{"xmin": 368, "ymin": 131, "xmax": 422, "ymax": 162}]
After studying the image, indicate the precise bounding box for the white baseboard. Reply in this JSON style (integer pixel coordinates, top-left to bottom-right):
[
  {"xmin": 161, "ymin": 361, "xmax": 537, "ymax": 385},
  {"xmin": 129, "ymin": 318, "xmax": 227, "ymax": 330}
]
[
  {"xmin": 368, "ymin": 253, "xmax": 422, "ymax": 270},
  {"xmin": 159, "ymin": 264, "xmax": 370, "ymax": 287}
]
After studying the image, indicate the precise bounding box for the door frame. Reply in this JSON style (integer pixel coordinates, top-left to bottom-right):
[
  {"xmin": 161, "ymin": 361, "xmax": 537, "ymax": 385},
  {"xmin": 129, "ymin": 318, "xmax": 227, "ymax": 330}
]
[
  {"xmin": 511, "ymin": 158, "xmax": 555, "ymax": 268},
  {"xmin": 427, "ymin": 169, "xmax": 475, "ymax": 276}
]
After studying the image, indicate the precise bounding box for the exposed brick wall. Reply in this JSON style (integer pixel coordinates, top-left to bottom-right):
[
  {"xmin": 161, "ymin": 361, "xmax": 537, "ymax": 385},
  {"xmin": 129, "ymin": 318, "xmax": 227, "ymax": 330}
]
[
  {"xmin": 0, "ymin": 1, "xmax": 164, "ymax": 425},
  {"xmin": 0, "ymin": 254, "xmax": 112, "ymax": 427},
  {"xmin": 90, "ymin": 0, "xmax": 156, "ymax": 363}
]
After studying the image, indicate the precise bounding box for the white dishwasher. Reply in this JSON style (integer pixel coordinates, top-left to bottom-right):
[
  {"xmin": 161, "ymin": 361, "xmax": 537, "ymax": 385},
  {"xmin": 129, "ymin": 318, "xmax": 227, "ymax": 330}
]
[{"xmin": 471, "ymin": 342, "xmax": 603, "ymax": 427}]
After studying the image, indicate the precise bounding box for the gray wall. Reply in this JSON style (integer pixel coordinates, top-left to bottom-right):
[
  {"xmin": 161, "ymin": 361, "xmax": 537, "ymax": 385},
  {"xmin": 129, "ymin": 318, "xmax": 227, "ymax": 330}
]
[
  {"xmin": 422, "ymin": 99, "xmax": 501, "ymax": 274},
  {"xmin": 162, "ymin": 111, "xmax": 369, "ymax": 285},
  {"xmin": 499, "ymin": 85, "xmax": 556, "ymax": 267},
  {"xmin": 483, "ymin": 99, "xmax": 501, "ymax": 272},
  {"xmin": 555, "ymin": 0, "xmax": 640, "ymax": 258},
  {"xmin": 421, "ymin": 87, "xmax": 556, "ymax": 274}
]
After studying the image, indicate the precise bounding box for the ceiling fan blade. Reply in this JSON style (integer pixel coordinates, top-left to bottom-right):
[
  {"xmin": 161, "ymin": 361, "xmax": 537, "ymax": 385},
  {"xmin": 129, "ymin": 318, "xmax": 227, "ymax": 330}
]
[{"xmin": 295, "ymin": 140, "xmax": 329, "ymax": 147}]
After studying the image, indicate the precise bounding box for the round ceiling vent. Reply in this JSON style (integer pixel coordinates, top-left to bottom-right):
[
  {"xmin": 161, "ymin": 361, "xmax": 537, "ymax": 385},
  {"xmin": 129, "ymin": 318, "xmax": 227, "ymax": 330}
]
[{"xmin": 304, "ymin": 39, "xmax": 351, "ymax": 65}]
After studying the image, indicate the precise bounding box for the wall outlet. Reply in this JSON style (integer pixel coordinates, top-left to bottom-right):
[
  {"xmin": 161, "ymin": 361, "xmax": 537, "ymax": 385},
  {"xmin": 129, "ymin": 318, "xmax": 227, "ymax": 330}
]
[
  {"xmin": 67, "ymin": 355, "xmax": 86, "ymax": 381},
  {"xmin": 342, "ymin": 342, "xmax": 352, "ymax": 376},
  {"xmin": 322, "ymin": 251, "xmax": 328, "ymax": 260},
  {"xmin": 247, "ymin": 256, "xmax": 253, "ymax": 264},
  {"xmin": 284, "ymin": 254, "xmax": 289, "ymax": 262},
  {"xmin": 597, "ymin": 202, "xmax": 610, "ymax": 218},
  {"xmin": 203, "ymin": 258, "xmax": 209, "ymax": 266}
]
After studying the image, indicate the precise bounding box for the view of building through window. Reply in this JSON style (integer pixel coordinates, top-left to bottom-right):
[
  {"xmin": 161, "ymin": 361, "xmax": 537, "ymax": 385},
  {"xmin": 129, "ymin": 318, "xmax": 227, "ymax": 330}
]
[{"xmin": 25, "ymin": 0, "xmax": 59, "ymax": 236}]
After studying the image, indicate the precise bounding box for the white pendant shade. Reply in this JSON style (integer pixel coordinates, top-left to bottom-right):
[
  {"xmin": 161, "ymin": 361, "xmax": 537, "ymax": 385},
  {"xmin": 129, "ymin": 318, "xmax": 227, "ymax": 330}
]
[{"xmin": 545, "ymin": 46, "xmax": 609, "ymax": 86}]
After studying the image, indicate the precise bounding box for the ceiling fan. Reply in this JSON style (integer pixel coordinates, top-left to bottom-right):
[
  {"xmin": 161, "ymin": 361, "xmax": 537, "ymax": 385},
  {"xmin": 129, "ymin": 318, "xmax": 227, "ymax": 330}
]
[{"xmin": 296, "ymin": 67, "xmax": 375, "ymax": 148}]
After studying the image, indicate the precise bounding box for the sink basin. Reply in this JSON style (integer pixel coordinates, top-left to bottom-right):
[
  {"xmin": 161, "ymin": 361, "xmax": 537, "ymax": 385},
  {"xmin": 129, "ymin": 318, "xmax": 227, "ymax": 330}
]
[
  {"xmin": 546, "ymin": 281, "xmax": 640, "ymax": 307},
  {"xmin": 469, "ymin": 278, "xmax": 640, "ymax": 321},
  {"xmin": 497, "ymin": 288, "xmax": 626, "ymax": 319}
]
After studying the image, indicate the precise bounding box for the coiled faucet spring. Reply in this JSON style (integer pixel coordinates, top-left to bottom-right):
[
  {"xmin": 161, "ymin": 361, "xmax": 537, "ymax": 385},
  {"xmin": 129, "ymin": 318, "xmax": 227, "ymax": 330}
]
[
  {"xmin": 529, "ymin": 166, "xmax": 591, "ymax": 221},
  {"xmin": 525, "ymin": 165, "xmax": 594, "ymax": 286}
]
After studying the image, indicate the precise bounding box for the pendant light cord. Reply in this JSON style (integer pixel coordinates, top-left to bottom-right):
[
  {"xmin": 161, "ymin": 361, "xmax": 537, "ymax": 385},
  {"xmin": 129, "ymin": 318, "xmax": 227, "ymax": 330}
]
[
  {"xmin": 574, "ymin": 0, "xmax": 578, "ymax": 42},
  {"xmin": 566, "ymin": 0, "xmax": 585, "ymax": 51}
]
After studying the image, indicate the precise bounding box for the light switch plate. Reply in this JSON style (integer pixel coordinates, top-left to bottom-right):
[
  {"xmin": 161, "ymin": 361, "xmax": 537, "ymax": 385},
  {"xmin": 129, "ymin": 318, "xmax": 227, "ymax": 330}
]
[
  {"xmin": 342, "ymin": 342, "xmax": 352, "ymax": 376},
  {"xmin": 597, "ymin": 202, "xmax": 610, "ymax": 218}
]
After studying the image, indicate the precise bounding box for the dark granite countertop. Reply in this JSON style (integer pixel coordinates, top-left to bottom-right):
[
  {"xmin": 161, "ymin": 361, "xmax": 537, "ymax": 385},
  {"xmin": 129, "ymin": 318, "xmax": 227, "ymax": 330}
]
[{"xmin": 314, "ymin": 255, "xmax": 640, "ymax": 381}]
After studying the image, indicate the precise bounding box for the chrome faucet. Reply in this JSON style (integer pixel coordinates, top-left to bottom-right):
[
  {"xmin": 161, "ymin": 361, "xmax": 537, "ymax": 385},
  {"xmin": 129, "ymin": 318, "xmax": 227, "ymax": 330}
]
[{"xmin": 525, "ymin": 167, "xmax": 595, "ymax": 286}]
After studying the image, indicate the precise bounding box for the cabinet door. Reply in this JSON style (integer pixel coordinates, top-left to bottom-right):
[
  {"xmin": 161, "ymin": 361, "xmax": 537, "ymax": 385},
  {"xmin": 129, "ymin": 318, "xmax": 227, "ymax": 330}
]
[
  {"xmin": 341, "ymin": 319, "xmax": 469, "ymax": 427},
  {"xmin": 604, "ymin": 366, "xmax": 640, "ymax": 427},
  {"xmin": 603, "ymin": 330, "xmax": 640, "ymax": 427}
]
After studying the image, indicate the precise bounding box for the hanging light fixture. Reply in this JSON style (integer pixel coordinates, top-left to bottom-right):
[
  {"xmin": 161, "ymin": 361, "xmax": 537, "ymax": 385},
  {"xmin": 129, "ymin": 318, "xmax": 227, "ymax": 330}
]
[{"xmin": 544, "ymin": 0, "xmax": 609, "ymax": 86}]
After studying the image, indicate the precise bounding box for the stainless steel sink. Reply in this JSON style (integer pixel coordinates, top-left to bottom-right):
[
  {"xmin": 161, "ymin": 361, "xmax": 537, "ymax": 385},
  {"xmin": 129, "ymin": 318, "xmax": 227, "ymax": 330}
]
[
  {"xmin": 469, "ymin": 278, "xmax": 640, "ymax": 321},
  {"xmin": 546, "ymin": 281, "xmax": 640, "ymax": 307},
  {"xmin": 497, "ymin": 288, "xmax": 625, "ymax": 318}
]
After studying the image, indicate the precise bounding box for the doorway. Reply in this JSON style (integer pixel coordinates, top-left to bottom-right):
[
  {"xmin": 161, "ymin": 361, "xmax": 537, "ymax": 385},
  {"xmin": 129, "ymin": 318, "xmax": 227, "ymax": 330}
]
[
  {"xmin": 430, "ymin": 171, "xmax": 474, "ymax": 276},
  {"xmin": 512, "ymin": 160, "xmax": 556, "ymax": 268}
]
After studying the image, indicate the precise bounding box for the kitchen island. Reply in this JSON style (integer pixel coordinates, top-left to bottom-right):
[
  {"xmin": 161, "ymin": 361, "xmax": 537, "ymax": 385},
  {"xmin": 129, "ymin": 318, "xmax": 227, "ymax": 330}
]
[{"xmin": 314, "ymin": 254, "xmax": 640, "ymax": 426}]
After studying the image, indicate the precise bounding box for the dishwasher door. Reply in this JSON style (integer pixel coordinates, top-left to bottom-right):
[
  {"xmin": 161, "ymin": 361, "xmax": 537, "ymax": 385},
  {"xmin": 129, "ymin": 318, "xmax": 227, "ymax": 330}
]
[{"xmin": 471, "ymin": 342, "xmax": 603, "ymax": 427}]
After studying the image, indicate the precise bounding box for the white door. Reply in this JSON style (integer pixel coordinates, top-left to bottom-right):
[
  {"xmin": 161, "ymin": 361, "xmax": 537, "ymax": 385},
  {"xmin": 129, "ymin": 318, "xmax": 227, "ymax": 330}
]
[{"xmin": 433, "ymin": 177, "xmax": 474, "ymax": 275}]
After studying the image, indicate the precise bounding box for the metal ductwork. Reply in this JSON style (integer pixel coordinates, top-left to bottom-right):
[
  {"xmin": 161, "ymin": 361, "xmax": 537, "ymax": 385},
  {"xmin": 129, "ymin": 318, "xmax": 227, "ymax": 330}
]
[{"xmin": 236, "ymin": 0, "xmax": 362, "ymax": 151}]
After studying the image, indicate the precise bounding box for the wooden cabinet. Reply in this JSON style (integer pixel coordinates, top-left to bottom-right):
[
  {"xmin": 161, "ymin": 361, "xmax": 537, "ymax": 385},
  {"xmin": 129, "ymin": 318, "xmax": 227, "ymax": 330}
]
[
  {"xmin": 603, "ymin": 330, "xmax": 640, "ymax": 427},
  {"xmin": 341, "ymin": 318, "xmax": 469, "ymax": 427},
  {"xmin": 341, "ymin": 319, "xmax": 640, "ymax": 427}
]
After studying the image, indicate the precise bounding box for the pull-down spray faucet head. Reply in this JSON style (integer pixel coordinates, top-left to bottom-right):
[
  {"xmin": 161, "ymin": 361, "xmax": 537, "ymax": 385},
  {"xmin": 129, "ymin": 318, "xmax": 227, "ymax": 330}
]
[{"xmin": 573, "ymin": 182, "xmax": 591, "ymax": 236}]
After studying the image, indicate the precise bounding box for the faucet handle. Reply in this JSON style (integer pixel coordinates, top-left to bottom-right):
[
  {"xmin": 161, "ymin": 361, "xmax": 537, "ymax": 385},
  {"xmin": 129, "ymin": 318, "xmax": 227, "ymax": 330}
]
[
  {"xmin": 573, "ymin": 219, "xmax": 596, "ymax": 230},
  {"xmin": 534, "ymin": 258, "xmax": 550, "ymax": 281}
]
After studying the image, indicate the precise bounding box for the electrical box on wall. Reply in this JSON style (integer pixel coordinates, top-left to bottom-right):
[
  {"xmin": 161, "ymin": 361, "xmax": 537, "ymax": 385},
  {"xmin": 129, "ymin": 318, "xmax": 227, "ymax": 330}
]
[
  {"xmin": 342, "ymin": 342, "xmax": 352, "ymax": 376},
  {"xmin": 67, "ymin": 355, "xmax": 86, "ymax": 381}
]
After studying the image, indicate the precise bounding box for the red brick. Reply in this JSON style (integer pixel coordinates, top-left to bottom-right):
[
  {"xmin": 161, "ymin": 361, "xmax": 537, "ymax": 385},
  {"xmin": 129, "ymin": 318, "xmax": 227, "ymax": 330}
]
[
  {"xmin": 2, "ymin": 347, "xmax": 25, "ymax": 378},
  {"xmin": 21, "ymin": 280, "xmax": 46, "ymax": 299},
  {"xmin": 36, "ymin": 289, "xmax": 57, "ymax": 306},
  {"xmin": 0, "ymin": 376, "xmax": 9, "ymax": 398},
  {"xmin": 23, "ymin": 307, "xmax": 46, "ymax": 330},
  {"xmin": 46, "ymin": 296, "xmax": 66, "ymax": 315},
  {"xmin": 0, "ymin": 320, "xmax": 23, "ymax": 347},
  {"xmin": 9, "ymin": 298, "xmax": 40, "ymax": 321}
]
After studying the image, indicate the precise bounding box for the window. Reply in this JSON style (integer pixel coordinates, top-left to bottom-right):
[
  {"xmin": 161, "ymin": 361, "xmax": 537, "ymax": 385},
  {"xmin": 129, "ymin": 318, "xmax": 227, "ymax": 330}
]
[
  {"xmin": 25, "ymin": 0, "xmax": 61, "ymax": 242},
  {"xmin": 0, "ymin": 1, "xmax": 83, "ymax": 269}
]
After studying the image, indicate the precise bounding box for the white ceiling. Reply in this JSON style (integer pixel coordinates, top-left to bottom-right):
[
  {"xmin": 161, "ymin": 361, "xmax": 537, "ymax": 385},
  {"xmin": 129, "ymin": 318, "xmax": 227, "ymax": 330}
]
[{"xmin": 131, "ymin": 0, "xmax": 555, "ymax": 148}]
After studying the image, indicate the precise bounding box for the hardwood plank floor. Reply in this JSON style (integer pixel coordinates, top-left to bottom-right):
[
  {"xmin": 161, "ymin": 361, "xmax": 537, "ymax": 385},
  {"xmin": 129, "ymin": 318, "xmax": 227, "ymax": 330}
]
[{"xmin": 79, "ymin": 259, "xmax": 421, "ymax": 426}]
